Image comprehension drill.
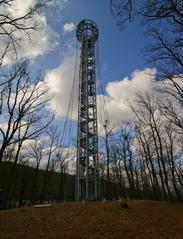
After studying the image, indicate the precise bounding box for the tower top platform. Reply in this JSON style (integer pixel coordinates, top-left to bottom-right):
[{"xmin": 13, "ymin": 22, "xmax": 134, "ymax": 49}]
[{"xmin": 76, "ymin": 19, "xmax": 98, "ymax": 43}]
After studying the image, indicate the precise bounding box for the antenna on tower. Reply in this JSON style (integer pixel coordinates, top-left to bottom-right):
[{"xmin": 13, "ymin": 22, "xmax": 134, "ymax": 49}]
[{"xmin": 75, "ymin": 19, "xmax": 100, "ymax": 201}]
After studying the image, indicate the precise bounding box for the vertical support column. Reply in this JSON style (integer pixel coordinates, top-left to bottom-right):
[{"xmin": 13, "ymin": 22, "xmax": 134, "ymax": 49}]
[{"xmin": 75, "ymin": 19, "xmax": 100, "ymax": 201}]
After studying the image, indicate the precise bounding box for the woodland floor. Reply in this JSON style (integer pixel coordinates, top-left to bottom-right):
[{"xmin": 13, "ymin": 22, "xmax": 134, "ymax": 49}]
[{"xmin": 0, "ymin": 200, "xmax": 183, "ymax": 239}]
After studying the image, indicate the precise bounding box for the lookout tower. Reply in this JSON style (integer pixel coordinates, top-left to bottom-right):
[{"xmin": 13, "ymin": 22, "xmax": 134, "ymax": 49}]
[{"xmin": 75, "ymin": 19, "xmax": 100, "ymax": 201}]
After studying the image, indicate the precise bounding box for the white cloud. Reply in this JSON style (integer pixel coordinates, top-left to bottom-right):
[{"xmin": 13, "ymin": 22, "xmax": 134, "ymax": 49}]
[
  {"xmin": 46, "ymin": 0, "xmax": 69, "ymax": 7},
  {"xmin": 7, "ymin": 0, "xmax": 36, "ymax": 18},
  {"xmin": 45, "ymin": 58, "xmax": 157, "ymax": 133},
  {"xmin": 63, "ymin": 22, "xmax": 75, "ymax": 32},
  {"xmin": 97, "ymin": 68, "xmax": 157, "ymax": 132},
  {"xmin": 0, "ymin": 0, "xmax": 60, "ymax": 64},
  {"xmin": 44, "ymin": 54, "xmax": 78, "ymax": 118}
]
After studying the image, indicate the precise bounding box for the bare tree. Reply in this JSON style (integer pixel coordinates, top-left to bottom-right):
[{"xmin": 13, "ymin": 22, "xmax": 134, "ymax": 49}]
[
  {"xmin": 110, "ymin": 0, "xmax": 183, "ymax": 29},
  {"xmin": 116, "ymin": 122, "xmax": 137, "ymax": 198},
  {"xmin": 25, "ymin": 138, "xmax": 44, "ymax": 204},
  {"xmin": 55, "ymin": 147, "xmax": 69, "ymax": 202},
  {"xmin": 135, "ymin": 123, "xmax": 161, "ymax": 199},
  {"xmin": 0, "ymin": 0, "xmax": 43, "ymax": 64},
  {"xmin": 163, "ymin": 122, "xmax": 183, "ymax": 201},
  {"xmin": 0, "ymin": 61, "xmax": 54, "ymax": 164},
  {"xmin": 110, "ymin": 0, "xmax": 183, "ymax": 103},
  {"xmin": 98, "ymin": 151, "xmax": 106, "ymax": 199},
  {"xmin": 103, "ymin": 120, "xmax": 112, "ymax": 200},
  {"xmin": 131, "ymin": 93, "xmax": 174, "ymax": 200},
  {"xmin": 40, "ymin": 126, "xmax": 59, "ymax": 203},
  {"xmin": 110, "ymin": 0, "xmax": 134, "ymax": 30}
]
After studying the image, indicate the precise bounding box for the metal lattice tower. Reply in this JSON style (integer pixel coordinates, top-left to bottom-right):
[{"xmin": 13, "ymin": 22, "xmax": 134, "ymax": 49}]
[{"xmin": 75, "ymin": 19, "xmax": 100, "ymax": 201}]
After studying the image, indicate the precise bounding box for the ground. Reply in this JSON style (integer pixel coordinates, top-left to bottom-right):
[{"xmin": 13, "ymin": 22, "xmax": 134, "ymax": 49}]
[{"xmin": 0, "ymin": 200, "xmax": 183, "ymax": 239}]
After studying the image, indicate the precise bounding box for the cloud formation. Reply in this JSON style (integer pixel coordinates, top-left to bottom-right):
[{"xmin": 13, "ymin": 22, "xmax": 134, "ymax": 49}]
[
  {"xmin": 97, "ymin": 68, "xmax": 156, "ymax": 132},
  {"xmin": 46, "ymin": 0, "xmax": 69, "ymax": 9},
  {"xmin": 44, "ymin": 55, "xmax": 78, "ymax": 118},
  {"xmin": 45, "ymin": 54, "xmax": 157, "ymax": 133},
  {"xmin": 1, "ymin": 0, "xmax": 59, "ymax": 64},
  {"xmin": 63, "ymin": 22, "xmax": 75, "ymax": 32},
  {"xmin": 8, "ymin": 0, "xmax": 36, "ymax": 17}
]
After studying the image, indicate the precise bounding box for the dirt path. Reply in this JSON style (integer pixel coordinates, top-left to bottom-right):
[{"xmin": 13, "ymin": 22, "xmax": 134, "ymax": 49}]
[{"xmin": 0, "ymin": 200, "xmax": 183, "ymax": 239}]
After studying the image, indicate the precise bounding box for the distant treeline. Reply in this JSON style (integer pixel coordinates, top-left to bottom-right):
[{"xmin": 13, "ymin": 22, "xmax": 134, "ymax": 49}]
[
  {"xmin": 0, "ymin": 161, "xmax": 130, "ymax": 209},
  {"xmin": 1, "ymin": 159, "xmax": 179, "ymax": 209},
  {"xmin": 0, "ymin": 162, "xmax": 75, "ymax": 208}
]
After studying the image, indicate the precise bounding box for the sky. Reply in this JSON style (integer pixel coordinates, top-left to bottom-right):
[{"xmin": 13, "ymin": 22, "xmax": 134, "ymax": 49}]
[
  {"xmin": 1, "ymin": 0, "xmax": 157, "ymax": 143},
  {"xmin": 37, "ymin": 0, "xmax": 148, "ymax": 81}
]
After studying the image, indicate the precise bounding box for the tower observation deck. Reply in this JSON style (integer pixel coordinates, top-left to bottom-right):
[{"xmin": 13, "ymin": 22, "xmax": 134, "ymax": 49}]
[{"xmin": 75, "ymin": 20, "xmax": 100, "ymax": 201}]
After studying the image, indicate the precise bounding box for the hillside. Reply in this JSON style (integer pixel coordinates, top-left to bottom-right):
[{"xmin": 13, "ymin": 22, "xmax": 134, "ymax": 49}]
[
  {"xmin": 0, "ymin": 200, "xmax": 183, "ymax": 239},
  {"xmin": 0, "ymin": 162, "xmax": 75, "ymax": 207},
  {"xmin": 0, "ymin": 162, "xmax": 120, "ymax": 208}
]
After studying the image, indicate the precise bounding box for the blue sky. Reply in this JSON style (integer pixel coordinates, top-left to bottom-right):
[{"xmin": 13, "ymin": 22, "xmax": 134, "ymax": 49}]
[
  {"xmin": 1, "ymin": 0, "xmax": 156, "ymax": 145},
  {"xmin": 35, "ymin": 0, "xmax": 148, "ymax": 83},
  {"xmin": 29, "ymin": 0, "xmax": 156, "ymax": 143}
]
